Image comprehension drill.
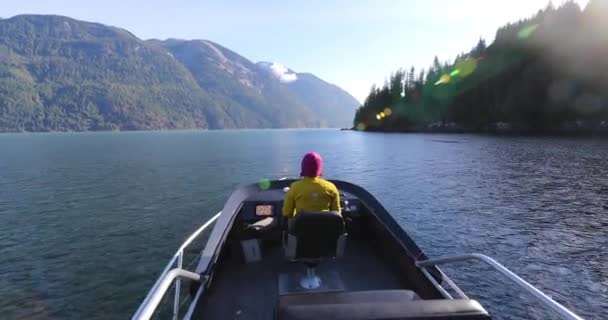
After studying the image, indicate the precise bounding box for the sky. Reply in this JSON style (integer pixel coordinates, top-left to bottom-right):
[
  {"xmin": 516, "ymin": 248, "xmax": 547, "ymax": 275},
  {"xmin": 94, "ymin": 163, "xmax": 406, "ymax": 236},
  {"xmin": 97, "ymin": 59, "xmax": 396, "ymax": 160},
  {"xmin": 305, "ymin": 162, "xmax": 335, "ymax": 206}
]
[{"xmin": 1, "ymin": 0, "xmax": 590, "ymax": 103}]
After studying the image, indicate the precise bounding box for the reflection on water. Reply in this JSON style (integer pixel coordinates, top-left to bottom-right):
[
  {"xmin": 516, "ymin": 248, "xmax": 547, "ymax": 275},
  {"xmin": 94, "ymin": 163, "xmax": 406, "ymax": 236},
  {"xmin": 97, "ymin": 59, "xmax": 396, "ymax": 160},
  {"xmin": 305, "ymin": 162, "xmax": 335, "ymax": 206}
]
[{"xmin": 0, "ymin": 130, "xmax": 606, "ymax": 319}]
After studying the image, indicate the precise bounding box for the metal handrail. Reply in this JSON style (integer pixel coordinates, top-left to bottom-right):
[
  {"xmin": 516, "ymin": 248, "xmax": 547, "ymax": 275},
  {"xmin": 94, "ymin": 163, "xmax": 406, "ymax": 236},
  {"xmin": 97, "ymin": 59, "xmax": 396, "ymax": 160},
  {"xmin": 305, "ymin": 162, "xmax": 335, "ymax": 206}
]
[
  {"xmin": 133, "ymin": 269, "xmax": 201, "ymax": 320},
  {"xmin": 163, "ymin": 178, "xmax": 286, "ymax": 319},
  {"xmin": 420, "ymin": 267, "xmax": 453, "ymax": 299},
  {"xmin": 132, "ymin": 212, "xmax": 222, "ymax": 320},
  {"xmin": 416, "ymin": 253, "xmax": 583, "ymax": 320}
]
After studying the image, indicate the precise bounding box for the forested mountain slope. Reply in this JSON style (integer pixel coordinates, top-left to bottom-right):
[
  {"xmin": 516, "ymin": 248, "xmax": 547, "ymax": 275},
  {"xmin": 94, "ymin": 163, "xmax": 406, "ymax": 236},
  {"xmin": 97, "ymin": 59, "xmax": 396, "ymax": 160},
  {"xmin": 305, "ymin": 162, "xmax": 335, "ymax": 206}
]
[
  {"xmin": 354, "ymin": 0, "xmax": 608, "ymax": 133},
  {"xmin": 0, "ymin": 15, "xmax": 358, "ymax": 131}
]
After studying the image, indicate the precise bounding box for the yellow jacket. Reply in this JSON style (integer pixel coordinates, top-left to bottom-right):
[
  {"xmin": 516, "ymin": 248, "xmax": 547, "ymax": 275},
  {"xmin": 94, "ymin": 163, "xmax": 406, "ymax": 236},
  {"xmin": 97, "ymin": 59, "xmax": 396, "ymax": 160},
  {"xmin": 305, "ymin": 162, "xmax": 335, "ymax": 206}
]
[{"xmin": 282, "ymin": 177, "xmax": 341, "ymax": 219}]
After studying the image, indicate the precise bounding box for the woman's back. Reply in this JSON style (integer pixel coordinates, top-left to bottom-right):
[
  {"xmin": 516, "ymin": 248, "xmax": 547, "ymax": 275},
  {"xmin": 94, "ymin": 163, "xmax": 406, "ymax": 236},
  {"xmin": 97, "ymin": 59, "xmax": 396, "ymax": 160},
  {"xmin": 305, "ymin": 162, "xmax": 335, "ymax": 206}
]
[
  {"xmin": 283, "ymin": 176, "xmax": 340, "ymax": 219},
  {"xmin": 282, "ymin": 152, "xmax": 341, "ymax": 219}
]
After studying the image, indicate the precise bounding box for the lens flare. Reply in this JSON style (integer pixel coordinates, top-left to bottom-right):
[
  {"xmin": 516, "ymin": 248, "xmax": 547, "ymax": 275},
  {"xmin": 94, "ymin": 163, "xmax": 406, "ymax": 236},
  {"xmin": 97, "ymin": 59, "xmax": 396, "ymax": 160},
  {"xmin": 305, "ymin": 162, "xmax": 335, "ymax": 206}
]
[
  {"xmin": 454, "ymin": 57, "xmax": 477, "ymax": 77},
  {"xmin": 356, "ymin": 122, "xmax": 366, "ymax": 130},
  {"xmin": 379, "ymin": 112, "xmax": 386, "ymax": 118},
  {"xmin": 518, "ymin": 24, "xmax": 538, "ymax": 39},
  {"xmin": 376, "ymin": 114, "xmax": 382, "ymax": 120},
  {"xmin": 450, "ymin": 69, "xmax": 460, "ymax": 77},
  {"xmin": 435, "ymin": 74, "xmax": 451, "ymax": 85},
  {"xmin": 384, "ymin": 108, "xmax": 392, "ymax": 116},
  {"xmin": 258, "ymin": 178, "xmax": 271, "ymax": 190}
]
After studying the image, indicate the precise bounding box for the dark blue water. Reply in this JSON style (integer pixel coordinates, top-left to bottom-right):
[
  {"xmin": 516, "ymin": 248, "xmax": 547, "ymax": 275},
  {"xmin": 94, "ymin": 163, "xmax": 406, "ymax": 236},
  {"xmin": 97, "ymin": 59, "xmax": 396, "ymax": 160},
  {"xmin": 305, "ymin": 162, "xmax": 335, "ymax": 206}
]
[{"xmin": 0, "ymin": 130, "xmax": 606, "ymax": 319}]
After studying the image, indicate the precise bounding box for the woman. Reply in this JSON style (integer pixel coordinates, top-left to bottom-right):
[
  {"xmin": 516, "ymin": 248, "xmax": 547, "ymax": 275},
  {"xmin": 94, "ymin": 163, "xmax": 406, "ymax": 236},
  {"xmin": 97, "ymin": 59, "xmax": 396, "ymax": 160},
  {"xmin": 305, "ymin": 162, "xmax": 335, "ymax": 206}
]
[{"xmin": 282, "ymin": 152, "xmax": 341, "ymax": 220}]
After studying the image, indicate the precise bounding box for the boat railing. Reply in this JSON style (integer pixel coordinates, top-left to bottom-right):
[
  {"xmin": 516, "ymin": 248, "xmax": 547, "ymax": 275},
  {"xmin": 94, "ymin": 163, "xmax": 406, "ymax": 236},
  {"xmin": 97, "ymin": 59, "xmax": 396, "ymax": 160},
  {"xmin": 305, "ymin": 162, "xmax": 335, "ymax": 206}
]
[
  {"xmin": 132, "ymin": 212, "xmax": 222, "ymax": 320},
  {"xmin": 416, "ymin": 253, "xmax": 583, "ymax": 320}
]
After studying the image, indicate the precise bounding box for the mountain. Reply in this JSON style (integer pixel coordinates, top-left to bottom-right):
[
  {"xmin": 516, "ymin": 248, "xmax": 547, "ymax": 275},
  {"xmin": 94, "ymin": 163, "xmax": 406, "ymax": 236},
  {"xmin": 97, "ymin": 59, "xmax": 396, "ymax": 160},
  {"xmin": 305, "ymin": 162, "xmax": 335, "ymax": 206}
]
[
  {"xmin": 0, "ymin": 15, "xmax": 225, "ymax": 131},
  {"xmin": 257, "ymin": 62, "xmax": 360, "ymax": 128},
  {"xmin": 151, "ymin": 40, "xmax": 359, "ymax": 128},
  {"xmin": 0, "ymin": 15, "xmax": 358, "ymax": 132},
  {"xmin": 151, "ymin": 39, "xmax": 319, "ymax": 128}
]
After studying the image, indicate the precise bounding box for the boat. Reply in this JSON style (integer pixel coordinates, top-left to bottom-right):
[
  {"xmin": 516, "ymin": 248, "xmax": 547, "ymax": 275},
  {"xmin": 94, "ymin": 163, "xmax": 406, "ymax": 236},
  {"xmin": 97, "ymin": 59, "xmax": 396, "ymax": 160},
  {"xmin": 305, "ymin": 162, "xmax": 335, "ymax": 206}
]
[{"xmin": 132, "ymin": 179, "xmax": 583, "ymax": 320}]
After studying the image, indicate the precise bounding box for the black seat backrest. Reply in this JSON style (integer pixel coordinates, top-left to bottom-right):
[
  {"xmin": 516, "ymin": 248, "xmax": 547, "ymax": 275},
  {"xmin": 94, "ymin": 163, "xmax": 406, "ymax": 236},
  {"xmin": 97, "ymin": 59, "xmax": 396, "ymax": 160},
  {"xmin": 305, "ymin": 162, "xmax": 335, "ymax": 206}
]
[{"xmin": 292, "ymin": 211, "xmax": 344, "ymax": 259}]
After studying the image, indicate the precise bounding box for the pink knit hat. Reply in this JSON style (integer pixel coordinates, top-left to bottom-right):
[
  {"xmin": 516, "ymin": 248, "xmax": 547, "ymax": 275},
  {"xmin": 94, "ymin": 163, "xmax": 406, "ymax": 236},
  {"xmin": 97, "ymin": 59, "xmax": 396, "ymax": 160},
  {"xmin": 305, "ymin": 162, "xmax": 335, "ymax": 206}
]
[{"xmin": 300, "ymin": 152, "xmax": 323, "ymax": 177}]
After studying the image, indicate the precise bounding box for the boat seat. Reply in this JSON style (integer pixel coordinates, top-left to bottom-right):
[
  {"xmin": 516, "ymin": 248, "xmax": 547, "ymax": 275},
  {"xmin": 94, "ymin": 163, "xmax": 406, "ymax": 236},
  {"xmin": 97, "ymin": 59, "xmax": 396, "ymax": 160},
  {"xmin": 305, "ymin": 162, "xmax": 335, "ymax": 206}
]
[
  {"xmin": 284, "ymin": 211, "xmax": 346, "ymax": 260},
  {"xmin": 283, "ymin": 211, "xmax": 346, "ymax": 289},
  {"xmin": 279, "ymin": 289, "xmax": 420, "ymax": 304},
  {"xmin": 276, "ymin": 290, "xmax": 490, "ymax": 320}
]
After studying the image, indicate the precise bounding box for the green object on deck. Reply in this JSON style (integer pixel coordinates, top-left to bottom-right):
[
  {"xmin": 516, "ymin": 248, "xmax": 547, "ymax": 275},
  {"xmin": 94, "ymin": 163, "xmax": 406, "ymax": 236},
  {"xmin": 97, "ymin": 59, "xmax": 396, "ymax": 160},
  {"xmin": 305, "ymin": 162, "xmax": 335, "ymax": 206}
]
[{"xmin": 258, "ymin": 178, "xmax": 271, "ymax": 190}]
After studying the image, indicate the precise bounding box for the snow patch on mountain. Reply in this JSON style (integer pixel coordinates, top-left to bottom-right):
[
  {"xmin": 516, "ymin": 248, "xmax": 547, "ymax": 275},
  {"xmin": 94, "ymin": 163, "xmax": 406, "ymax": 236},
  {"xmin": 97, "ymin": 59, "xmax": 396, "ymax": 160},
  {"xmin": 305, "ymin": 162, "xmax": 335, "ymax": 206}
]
[{"xmin": 258, "ymin": 62, "xmax": 298, "ymax": 83}]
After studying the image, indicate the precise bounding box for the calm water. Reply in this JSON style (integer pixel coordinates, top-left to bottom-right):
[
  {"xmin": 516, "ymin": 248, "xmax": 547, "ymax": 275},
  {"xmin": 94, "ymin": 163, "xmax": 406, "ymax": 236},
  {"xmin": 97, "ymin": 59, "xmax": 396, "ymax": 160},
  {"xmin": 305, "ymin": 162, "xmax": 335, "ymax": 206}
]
[{"xmin": 0, "ymin": 130, "xmax": 606, "ymax": 319}]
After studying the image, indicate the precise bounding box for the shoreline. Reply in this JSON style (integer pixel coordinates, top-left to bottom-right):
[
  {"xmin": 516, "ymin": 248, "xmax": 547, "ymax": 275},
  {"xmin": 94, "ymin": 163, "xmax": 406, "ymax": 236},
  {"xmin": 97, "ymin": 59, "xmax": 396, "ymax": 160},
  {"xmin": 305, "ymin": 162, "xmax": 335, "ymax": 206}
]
[{"xmin": 347, "ymin": 127, "xmax": 608, "ymax": 138}]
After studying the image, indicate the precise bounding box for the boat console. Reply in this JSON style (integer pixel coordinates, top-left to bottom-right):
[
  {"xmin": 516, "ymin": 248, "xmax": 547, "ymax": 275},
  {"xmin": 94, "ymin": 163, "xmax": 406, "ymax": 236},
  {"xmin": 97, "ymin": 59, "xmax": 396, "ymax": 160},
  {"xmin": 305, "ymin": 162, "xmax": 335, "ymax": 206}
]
[{"xmin": 238, "ymin": 189, "xmax": 362, "ymax": 222}]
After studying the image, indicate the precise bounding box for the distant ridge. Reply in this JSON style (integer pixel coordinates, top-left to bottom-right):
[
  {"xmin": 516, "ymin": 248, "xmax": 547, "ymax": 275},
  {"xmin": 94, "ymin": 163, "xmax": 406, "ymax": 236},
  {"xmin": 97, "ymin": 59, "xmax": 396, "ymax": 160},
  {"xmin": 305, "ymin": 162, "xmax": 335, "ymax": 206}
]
[{"xmin": 0, "ymin": 14, "xmax": 359, "ymax": 132}]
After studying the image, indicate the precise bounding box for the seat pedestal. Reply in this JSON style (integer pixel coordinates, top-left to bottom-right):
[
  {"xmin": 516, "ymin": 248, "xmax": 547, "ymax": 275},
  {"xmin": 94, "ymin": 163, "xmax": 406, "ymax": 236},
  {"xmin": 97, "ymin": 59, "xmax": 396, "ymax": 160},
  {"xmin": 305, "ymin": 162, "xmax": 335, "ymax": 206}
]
[
  {"xmin": 300, "ymin": 267, "xmax": 321, "ymax": 289},
  {"xmin": 278, "ymin": 270, "xmax": 344, "ymax": 295}
]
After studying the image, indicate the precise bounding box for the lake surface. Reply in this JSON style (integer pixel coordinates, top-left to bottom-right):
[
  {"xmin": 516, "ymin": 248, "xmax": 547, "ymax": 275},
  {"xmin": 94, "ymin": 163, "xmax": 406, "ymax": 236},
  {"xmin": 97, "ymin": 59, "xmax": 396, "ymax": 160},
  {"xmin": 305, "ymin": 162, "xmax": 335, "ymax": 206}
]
[{"xmin": 0, "ymin": 130, "xmax": 606, "ymax": 319}]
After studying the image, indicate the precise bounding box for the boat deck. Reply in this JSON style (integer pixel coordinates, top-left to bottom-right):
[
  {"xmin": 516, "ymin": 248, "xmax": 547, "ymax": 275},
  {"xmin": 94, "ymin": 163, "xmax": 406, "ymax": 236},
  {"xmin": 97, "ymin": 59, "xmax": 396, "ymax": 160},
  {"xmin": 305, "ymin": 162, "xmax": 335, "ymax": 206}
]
[{"xmin": 194, "ymin": 237, "xmax": 410, "ymax": 319}]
